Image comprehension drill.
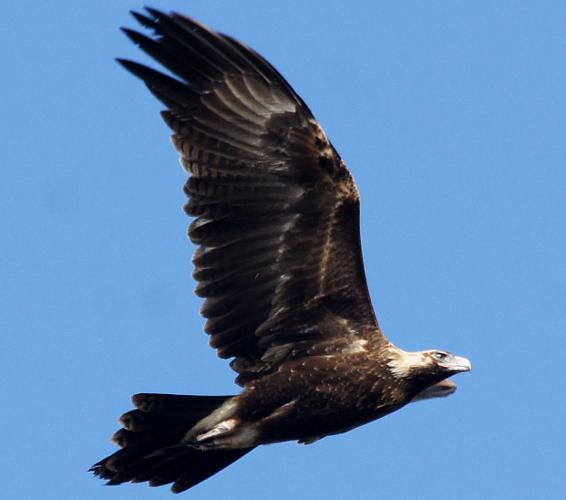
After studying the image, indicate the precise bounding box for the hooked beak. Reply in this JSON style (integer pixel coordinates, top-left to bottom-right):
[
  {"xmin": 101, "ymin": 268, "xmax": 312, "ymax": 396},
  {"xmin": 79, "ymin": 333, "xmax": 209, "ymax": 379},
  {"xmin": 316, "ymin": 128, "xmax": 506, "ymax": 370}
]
[{"xmin": 439, "ymin": 355, "xmax": 472, "ymax": 373}]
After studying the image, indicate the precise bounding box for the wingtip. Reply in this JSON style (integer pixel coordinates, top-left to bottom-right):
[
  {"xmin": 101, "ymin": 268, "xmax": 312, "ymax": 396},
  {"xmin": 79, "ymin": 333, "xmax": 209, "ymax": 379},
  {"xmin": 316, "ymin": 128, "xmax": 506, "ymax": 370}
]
[
  {"xmin": 115, "ymin": 58, "xmax": 147, "ymax": 80},
  {"xmin": 119, "ymin": 26, "xmax": 136, "ymax": 40},
  {"xmin": 114, "ymin": 57, "xmax": 132, "ymax": 69},
  {"xmin": 144, "ymin": 6, "xmax": 167, "ymax": 20},
  {"xmin": 120, "ymin": 27, "xmax": 151, "ymax": 47},
  {"xmin": 115, "ymin": 57, "xmax": 145, "ymax": 72},
  {"xmin": 130, "ymin": 9, "xmax": 157, "ymax": 28}
]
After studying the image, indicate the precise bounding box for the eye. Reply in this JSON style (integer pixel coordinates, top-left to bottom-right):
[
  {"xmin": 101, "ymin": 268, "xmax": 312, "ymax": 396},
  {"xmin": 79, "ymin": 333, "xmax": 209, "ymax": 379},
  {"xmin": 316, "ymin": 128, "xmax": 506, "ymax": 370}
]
[{"xmin": 432, "ymin": 352, "xmax": 448, "ymax": 361}]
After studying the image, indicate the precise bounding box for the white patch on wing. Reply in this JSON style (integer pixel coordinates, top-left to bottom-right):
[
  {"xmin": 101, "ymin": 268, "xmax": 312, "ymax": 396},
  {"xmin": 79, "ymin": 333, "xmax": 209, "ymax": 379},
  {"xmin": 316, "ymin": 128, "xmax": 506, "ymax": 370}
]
[
  {"xmin": 387, "ymin": 350, "xmax": 427, "ymax": 378},
  {"xmin": 341, "ymin": 338, "xmax": 368, "ymax": 355}
]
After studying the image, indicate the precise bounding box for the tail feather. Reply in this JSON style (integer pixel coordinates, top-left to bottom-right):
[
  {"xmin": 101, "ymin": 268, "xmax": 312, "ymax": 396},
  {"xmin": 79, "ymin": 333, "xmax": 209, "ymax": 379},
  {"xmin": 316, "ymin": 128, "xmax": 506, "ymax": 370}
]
[
  {"xmin": 112, "ymin": 428, "xmax": 144, "ymax": 448},
  {"xmin": 171, "ymin": 448, "xmax": 253, "ymax": 493},
  {"xmin": 119, "ymin": 408, "xmax": 192, "ymax": 432},
  {"xmin": 91, "ymin": 393, "xmax": 255, "ymax": 493},
  {"xmin": 132, "ymin": 393, "xmax": 232, "ymax": 415}
]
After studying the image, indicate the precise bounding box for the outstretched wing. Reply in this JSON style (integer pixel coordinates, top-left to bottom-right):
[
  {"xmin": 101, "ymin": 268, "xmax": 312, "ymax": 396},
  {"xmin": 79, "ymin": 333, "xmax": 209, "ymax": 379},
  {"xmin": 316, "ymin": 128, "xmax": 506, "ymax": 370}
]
[{"xmin": 119, "ymin": 8, "xmax": 386, "ymax": 384}]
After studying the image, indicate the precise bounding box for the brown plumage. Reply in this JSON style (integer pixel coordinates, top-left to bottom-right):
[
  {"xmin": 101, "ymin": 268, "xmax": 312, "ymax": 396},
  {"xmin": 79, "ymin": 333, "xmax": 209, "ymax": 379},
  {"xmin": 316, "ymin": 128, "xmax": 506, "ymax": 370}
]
[{"xmin": 91, "ymin": 8, "xmax": 471, "ymax": 494}]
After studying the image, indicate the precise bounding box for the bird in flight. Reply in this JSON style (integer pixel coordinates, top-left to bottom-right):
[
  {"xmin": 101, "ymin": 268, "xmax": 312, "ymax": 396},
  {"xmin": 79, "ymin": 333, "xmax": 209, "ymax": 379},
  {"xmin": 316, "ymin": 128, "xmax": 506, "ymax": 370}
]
[{"xmin": 92, "ymin": 7, "xmax": 471, "ymax": 494}]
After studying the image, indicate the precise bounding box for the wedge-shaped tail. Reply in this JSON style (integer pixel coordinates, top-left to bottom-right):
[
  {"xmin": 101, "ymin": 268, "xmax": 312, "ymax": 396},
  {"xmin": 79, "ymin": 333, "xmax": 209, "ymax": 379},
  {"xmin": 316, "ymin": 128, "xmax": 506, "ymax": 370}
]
[{"xmin": 91, "ymin": 393, "xmax": 254, "ymax": 493}]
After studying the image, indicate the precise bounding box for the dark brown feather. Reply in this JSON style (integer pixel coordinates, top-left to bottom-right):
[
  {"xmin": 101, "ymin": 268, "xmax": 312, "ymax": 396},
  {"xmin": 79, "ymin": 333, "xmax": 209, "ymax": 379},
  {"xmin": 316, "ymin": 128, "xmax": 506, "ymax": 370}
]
[
  {"xmin": 92, "ymin": 9, "xmax": 470, "ymax": 495},
  {"xmin": 117, "ymin": 7, "xmax": 384, "ymax": 385},
  {"xmin": 91, "ymin": 393, "xmax": 254, "ymax": 492}
]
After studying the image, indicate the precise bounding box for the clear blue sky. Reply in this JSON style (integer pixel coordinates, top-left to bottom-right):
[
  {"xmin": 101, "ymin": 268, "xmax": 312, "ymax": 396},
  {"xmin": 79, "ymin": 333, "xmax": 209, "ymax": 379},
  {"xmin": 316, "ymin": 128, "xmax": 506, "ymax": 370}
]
[{"xmin": 2, "ymin": 1, "xmax": 565, "ymax": 499}]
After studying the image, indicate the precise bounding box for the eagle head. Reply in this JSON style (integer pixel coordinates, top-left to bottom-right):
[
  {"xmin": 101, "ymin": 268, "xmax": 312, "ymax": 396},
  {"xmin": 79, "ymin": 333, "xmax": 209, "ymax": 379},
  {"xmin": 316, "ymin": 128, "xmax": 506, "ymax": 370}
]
[
  {"xmin": 386, "ymin": 347, "xmax": 471, "ymax": 397},
  {"xmin": 422, "ymin": 350, "xmax": 472, "ymax": 375}
]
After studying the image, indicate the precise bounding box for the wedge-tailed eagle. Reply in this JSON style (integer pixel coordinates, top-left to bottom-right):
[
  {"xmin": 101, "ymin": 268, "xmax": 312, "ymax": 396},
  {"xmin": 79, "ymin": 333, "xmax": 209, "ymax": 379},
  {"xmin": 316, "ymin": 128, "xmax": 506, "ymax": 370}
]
[{"xmin": 92, "ymin": 8, "xmax": 471, "ymax": 494}]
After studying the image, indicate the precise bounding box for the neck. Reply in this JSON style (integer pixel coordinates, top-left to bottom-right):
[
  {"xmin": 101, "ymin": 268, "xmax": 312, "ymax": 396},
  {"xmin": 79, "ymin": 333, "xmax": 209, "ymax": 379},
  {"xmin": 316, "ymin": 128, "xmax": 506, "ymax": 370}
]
[{"xmin": 385, "ymin": 346, "xmax": 425, "ymax": 378}]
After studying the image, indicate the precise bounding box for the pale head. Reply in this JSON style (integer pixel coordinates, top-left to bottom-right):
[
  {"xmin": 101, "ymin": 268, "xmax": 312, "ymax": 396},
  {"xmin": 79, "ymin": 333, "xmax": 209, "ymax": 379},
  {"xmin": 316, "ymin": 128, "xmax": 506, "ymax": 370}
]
[{"xmin": 387, "ymin": 347, "xmax": 472, "ymax": 385}]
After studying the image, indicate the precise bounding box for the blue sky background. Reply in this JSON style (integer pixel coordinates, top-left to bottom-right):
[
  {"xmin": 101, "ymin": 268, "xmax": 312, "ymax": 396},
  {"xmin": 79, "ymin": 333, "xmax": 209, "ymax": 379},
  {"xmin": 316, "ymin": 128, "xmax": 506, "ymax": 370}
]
[{"xmin": 2, "ymin": 1, "xmax": 566, "ymax": 499}]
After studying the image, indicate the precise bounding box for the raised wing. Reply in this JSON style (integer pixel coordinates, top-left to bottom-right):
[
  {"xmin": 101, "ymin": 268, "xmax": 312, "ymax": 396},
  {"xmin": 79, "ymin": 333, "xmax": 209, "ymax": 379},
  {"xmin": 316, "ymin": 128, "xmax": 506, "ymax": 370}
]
[{"xmin": 119, "ymin": 8, "xmax": 385, "ymax": 384}]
